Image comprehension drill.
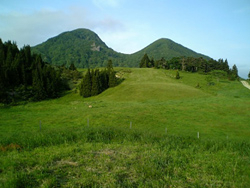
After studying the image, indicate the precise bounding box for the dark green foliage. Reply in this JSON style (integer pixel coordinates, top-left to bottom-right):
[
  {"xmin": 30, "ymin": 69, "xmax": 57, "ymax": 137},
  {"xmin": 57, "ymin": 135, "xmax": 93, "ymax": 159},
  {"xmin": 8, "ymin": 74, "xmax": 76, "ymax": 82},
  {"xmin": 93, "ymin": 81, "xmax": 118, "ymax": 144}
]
[
  {"xmin": 228, "ymin": 64, "xmax": 238, "ymax": 81},
  {"xmin": 91, "ymin": 69, "xmax": 100, "ymax": 96},
  {"xmin": 139, "ymin": 54, "xmax": 150, "ymax": 68},
  {"xmin": 0, "ymin": 39, "xmax": 68, "ymax": 103},
  {"xmin": 210, "ymin": 70, "xmax": 228, "ymax": 82},
  {"xmin": 80, "ymin": 69, "xmax": 92, "ymax": 98},
  {"xmin": 248, "ymin": 71, "xmax": 250, "ymax": 80},
  {"xmin": 69, "ymin": 63, "xmax": 76, "ymax": 71},
  {"xmin": 141, "ymin": 55, "xmax": 237, "ymax": 81},
  {"xmin": 79, "ymin": 60, "xmax": 119, "ymax": 98},
  {"xmin": 32, "ymin": 29, "xmax": 124, "ymax": 68},
  {"xmin": 31, "ymin": 29, "xmax": 210, "ymax": 68},
  {"xmin": 106, "ymin": 59, "xmax": 113, "ymax": 72},
  {"xmin": 108, "ymin": 71, "xmax": 117, "ymax": 87},
  {"xmin": 139, "ymin": 54, "xmax": 155, "ymax": 68},
  {"xmin": 176, "ymin": 71, "xmax": 180, "ymax": 79}
]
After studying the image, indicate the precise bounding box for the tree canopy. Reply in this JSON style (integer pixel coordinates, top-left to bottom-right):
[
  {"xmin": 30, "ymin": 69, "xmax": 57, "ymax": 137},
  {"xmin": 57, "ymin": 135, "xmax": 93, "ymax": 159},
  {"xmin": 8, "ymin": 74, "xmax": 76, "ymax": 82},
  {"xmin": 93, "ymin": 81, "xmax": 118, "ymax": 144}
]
[
  {"xmin": 79, "ymin": 60, "xmax": 119, "ymax": 98},
  {"xmin": 139, "ymin": 54, "xmax": 239, "ymax": 81},
  {"xmin": 0, "ymin": 39, "xmax": 69, "ymax": 104}
]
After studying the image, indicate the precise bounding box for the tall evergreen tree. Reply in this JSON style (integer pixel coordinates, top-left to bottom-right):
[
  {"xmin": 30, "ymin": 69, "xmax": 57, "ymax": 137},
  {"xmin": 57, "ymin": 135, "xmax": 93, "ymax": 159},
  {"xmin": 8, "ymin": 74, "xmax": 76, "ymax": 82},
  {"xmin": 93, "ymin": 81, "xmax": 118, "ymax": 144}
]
[
  {"xmin": 108, "ymin": 71, "xmax": 117, "ymax": 87},
  {"xmin": 223, "ymin": 59, "xmax": 230, "ymax": 72},
  {"xmin": 176, "ymin": 70, "xmax": 180, "ymax": 79},
  {"xmin": 139, "ymin": 54, "xmax": 150, "ymax": 68},
  {"xmin": 91, "ymin": 69, "xmax": 100, "ymax": 96},
  {"xmin": 107, "ymin": 59, "xmax": 114, "ymax": 73},
  {"xmin": 80, "ymin": 69, "xmax": 92, "ymax": 98},
  {"xmin": 32, "ymin": 69, "xmax": 46, "ymax": 100},
  {"xmin": 69, "ymin": 63, "xmax": 76, "ymax": 71},
  {"xmin": 229, "ymin": 64, "xmax": 238, "ymax": 80}
]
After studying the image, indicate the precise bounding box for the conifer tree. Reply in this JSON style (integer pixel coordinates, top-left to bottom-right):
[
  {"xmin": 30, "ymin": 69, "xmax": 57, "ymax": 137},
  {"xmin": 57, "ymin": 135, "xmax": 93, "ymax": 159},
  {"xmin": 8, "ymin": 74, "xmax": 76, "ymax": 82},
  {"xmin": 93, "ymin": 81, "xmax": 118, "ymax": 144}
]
[
  {"xmin": 229, "ymin": 64, "xmax": 238, "ymax": 80},
  {"xmin": 99, "ymin": 69, "xmax": 109, "ymax": 92},
  {"xmin": 140, "ymin": 54, "xmax": 150, "ymax": 68},
  {"xmin": 80, "ymin": 69, "xmax": 92, "ymax": 98},
  {"xmin": 32, "ymin": 69, "xmax": 46, "ymax": 100},
  {"xmin": 107, "ymin": 59, "xmax": 114, "ymax": 73},
  {"xmin": 69, "ymin": 63, "xmax": 76, "ymax": 71},
  {"xmin": 91, "ymin": 69, "xmax": 100, "ymax": 96},
  {"xmin": 108, "ymin": 71, "xmax": 117, "ymax": 87},
  {"xmin": 176, "ymin": 70, "xmax": 180, "ymax": 79}
]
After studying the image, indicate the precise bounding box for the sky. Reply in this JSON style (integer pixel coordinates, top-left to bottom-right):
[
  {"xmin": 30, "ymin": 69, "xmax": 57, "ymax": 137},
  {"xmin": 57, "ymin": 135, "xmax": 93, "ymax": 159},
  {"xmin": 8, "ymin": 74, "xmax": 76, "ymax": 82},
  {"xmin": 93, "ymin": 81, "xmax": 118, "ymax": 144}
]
[{"xmin": 0, "ymin": 0, "xmax": 250, "ymax": 78}]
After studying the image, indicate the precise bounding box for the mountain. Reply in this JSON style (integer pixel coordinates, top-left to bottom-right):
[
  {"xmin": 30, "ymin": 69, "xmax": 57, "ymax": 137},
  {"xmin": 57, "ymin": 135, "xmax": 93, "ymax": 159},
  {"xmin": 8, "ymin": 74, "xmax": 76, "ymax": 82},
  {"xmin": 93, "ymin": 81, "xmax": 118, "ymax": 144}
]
[
  {"xmin": 31, "ymin": 28, "xmax": 210, "ymax": 68},
  {"xmin": 32, "ymin": 28, "xmax": 124, "ymax": 68},
  {"xmin": 126, "ymin": 38, "xmax": 210, "ymax": 64}
]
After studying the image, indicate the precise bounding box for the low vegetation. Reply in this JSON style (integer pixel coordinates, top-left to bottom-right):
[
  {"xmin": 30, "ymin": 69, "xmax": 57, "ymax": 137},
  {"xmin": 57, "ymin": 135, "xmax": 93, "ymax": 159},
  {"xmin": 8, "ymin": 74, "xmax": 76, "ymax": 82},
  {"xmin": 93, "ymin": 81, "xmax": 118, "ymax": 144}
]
[
  {"xmin": 1, "ymin": 33, "xmax": 250, "ymax": 187},
  {"xmin": 1, "ymin": 67, "xmax": 250, "ymax": 187},
  {"xmin": 1, "ymin": 126, "xmax": 249, "ymax": 187}
]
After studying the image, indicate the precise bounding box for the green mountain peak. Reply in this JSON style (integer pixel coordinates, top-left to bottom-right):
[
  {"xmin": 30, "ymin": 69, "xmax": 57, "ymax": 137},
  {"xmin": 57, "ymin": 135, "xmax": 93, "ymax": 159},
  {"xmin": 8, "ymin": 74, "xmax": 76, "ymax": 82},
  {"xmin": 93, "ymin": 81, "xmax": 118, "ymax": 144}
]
[{"xmin": 31, "ymin": 28, "xmax": 210, "ymax": 68}]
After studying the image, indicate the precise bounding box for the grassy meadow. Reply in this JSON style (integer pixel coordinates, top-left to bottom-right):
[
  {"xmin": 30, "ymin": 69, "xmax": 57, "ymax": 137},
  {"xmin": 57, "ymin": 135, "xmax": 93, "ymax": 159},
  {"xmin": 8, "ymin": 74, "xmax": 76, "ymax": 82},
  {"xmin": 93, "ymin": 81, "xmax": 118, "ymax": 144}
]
[{"xmin": 0, "ymin": 68, "xmax": 250, "ymax": 187}]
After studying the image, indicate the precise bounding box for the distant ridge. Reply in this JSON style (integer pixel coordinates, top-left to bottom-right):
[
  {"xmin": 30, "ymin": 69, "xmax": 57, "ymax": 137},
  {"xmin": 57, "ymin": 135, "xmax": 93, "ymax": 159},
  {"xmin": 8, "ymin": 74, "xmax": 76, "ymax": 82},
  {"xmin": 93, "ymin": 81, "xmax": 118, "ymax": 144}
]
[{"xmin": 31, "ymin": 28, "xmax": 210, "ymax": 68}]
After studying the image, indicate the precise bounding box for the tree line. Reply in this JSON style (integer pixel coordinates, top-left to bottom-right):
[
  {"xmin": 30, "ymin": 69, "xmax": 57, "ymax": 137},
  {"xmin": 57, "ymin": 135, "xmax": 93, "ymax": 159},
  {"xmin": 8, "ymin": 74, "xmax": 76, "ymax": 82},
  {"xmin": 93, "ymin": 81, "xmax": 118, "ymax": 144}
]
[
  {"xmin": 139, "ymin": 54, "xmax": 239, "ymax": 80},
  {"xmin": 79, "ymin": 60, "xmax": 119, "ymax": 98},
  {"xmin": 0, "ymin": 39, "xmax": 70, "ymax": 104}
]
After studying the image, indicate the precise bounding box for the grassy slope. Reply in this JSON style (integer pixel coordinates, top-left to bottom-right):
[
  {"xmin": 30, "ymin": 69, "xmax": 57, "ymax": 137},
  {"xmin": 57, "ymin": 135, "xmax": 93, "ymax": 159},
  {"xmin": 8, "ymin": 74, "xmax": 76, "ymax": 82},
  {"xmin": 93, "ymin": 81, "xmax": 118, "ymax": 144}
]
[{"xmin": 0, "ymin": 68, "xmax": 250, "ymax": 187}]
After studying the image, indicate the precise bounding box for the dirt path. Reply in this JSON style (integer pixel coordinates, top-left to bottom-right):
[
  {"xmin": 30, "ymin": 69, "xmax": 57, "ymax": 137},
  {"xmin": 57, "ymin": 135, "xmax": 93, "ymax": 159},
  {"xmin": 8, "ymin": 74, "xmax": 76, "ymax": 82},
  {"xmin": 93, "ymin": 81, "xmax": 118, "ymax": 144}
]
[{"xmin": 241, "ymin": 81, "xmax": 250, "ymax": 90}]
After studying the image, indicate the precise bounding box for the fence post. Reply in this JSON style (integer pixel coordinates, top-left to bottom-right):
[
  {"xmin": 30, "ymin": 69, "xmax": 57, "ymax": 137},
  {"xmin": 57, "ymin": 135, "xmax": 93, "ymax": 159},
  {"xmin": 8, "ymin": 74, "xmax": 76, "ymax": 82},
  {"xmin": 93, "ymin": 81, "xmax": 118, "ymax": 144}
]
[{"xmin": 197, "ymin": 132, "xmax": 199, "ymax": 139}]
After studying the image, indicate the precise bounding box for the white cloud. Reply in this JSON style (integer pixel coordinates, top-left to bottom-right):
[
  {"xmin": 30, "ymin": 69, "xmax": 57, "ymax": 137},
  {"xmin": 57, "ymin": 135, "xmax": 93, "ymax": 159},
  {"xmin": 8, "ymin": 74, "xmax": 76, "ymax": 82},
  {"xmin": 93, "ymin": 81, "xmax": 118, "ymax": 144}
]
[{"xmin": 0, "ymin": 6, "xmax": 126, "ymax": 48}]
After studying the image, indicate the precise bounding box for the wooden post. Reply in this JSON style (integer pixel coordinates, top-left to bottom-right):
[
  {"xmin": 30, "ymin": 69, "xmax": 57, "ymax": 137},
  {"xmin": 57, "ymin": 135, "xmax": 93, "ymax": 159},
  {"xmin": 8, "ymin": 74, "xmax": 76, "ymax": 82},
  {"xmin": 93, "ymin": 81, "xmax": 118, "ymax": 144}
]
[{"xmin": 197, "ymin": 132, "xmax": 199, "ymax": 139}]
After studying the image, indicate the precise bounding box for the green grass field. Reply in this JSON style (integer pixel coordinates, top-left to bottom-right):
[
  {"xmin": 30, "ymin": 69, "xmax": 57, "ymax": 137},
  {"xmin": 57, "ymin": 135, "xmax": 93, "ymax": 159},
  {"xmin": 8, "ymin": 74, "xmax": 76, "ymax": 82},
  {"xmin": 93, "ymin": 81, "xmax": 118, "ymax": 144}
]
[{"xmin": 1, "ymin": 68, "xmax": 250, "ymax": 187}]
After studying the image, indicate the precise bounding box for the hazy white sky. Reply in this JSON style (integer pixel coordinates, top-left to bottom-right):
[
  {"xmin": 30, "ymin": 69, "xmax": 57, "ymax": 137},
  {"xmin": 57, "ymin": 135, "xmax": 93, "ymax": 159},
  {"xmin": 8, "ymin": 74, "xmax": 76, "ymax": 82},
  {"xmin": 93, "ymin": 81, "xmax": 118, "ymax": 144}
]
[{"xmin": 0, "ymin": 0, "xmax": 249, "ymax": 78}]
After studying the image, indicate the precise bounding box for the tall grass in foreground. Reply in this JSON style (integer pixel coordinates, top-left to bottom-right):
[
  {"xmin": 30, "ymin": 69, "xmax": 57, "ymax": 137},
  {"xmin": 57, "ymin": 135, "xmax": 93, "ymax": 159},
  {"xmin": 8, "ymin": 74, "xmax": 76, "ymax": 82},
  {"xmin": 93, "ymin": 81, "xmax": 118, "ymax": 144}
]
[{"xmin": 1, "ymin": 126, "xmax": 249, "ymax": 187}]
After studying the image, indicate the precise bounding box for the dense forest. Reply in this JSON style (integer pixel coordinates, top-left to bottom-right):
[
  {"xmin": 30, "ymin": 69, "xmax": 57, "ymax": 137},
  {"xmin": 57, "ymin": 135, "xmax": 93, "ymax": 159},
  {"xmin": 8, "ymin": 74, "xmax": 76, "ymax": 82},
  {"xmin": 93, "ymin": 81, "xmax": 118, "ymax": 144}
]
[
  {"xmin": 139, "ymin": 54, "xmax": 239, "ymax": 80},
  {"xmin": 0, "ymin": 39, "xmax": 76, "ymax": 104},
  {"xmin": 79, "ymin": 60, "xmax": 119, "ymax": 98}
]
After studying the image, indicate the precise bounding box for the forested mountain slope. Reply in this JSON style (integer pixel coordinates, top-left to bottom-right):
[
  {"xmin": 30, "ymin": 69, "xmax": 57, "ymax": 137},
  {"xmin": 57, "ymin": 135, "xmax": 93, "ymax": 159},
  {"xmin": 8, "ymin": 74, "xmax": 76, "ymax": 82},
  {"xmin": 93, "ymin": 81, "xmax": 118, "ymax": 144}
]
[{"xmin": 32, "ymin": 28, "xmax": 210, "ymax": 68}]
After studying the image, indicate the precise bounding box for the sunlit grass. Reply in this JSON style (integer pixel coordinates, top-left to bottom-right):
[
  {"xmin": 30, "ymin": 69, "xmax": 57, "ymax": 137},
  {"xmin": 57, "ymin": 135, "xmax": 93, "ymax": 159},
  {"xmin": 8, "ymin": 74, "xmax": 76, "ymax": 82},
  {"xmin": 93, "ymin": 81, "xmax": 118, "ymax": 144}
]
[{"xmin": 0, "ymin": 68, "xmax": 250, "ymax": 187}]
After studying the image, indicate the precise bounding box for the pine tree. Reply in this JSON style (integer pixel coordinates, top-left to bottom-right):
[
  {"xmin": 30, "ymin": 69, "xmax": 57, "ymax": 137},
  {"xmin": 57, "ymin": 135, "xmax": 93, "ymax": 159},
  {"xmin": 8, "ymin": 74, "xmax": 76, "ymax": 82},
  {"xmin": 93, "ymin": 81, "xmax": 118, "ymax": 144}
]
[
  {"xmin": 107, "ymin": 60, "xmax": 113, "ymax": 73},
  {"xmin": 108, "ymin": 71, "xmax": 117, "ymax": 87},
  {"xmin": 139, "ymin": 54, "xmax": 150, "ymax": 68},
  {"xmin": 91, "ymin": 69, "xmax": 100, "ymax": 96},
  {"xmin": 229, "ymin": 64, "xmax": 238, "ymax": 80},
  {"xmin": 99, "ymin": 69, "xmax": 109, "ymax": 91},
  {"xmin": 69, "ymin": 63, "xmax": 76, "ymax": 71},
  {"xmin": 80, "ymin": 69, "xmax": 92, "ymax": 98},
  {"xmin": 32, "ymin": 69, "xmax": 46, "ymax": 100},
  {"xmin": 176, "ymin": 70, "xmax": 180, "ymax": 79},
  {"xmin": 224, "ymin": 59, "xmax": 230, "ymax": 72}
]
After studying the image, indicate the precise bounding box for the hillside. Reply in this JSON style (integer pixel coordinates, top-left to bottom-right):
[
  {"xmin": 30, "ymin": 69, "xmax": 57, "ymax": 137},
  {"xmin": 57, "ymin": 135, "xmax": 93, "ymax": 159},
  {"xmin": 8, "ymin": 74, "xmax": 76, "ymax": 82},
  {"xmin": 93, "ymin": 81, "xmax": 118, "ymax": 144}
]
[
  {"xmin": 32, "ymin": 28, "xmax": 210, "ymax": 68},
  {"xmin": 1, "ymin": 68, "xmax": 250, "ymax": 187},
  {"xmin": 126, "ymin": 38, "xmax": 210, "ymax": 64},
  {"xmin": 31, "ymin": 28, "xmax": 124, "ymax": 68}
]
